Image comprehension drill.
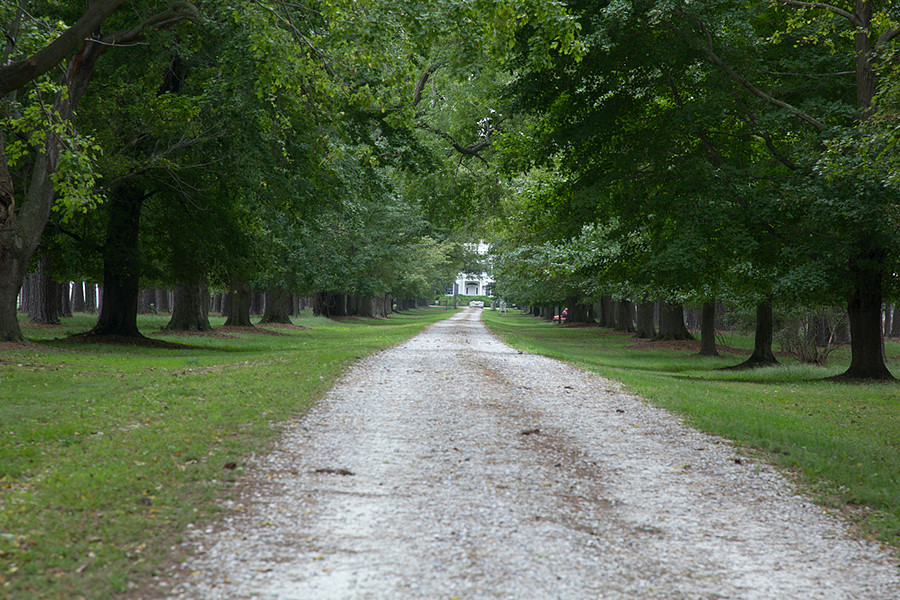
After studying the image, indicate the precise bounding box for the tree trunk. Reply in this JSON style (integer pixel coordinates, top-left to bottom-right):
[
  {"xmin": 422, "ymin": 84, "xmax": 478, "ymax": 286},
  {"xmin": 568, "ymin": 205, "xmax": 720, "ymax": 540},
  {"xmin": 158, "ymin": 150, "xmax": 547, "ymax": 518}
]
[
  {"xmin": 29, "ymin": 254, "xmax": 62, "ymax": 325},
  {"xmin": 90, "ymin": 182, "xmax": 144, "ymax": 337},
  {"xmin": 0, "ymin": 22, "xmax": 125, "ymax": 342},
  {"xmin": 613, "ymin": 301, "xmax": 635, "ymax": 332},
  {"xmin": 260, "ymin": 289, "xmax": 292, "ymax": 324},
  {"xmin": 698, "ymin": 301, "xmax": 719, "ymax": 356},
  {"xmin": 224, "ymin": 280, "xmax": 253, "ymax": 326},
  {"xmin": 23, "ymin": 274, "xmax": 37, "ymax": 319},
  {"xmin": 313, "ymin": 291, "xmax": 327, "ymax": 317},
  {"xmin": 653, "ymin": 301, "xmax": 693, "ymax": 341},
  {"xmin": 61, "ymin": 282, "xmax": 72, "ymax": 317},
  {"xmin": 599, "ymin": 295, "xmax": 616, "ymax": 328},
  {"xmin": 891, "ymin": 303, "xmax": 900, "ymax": 338},
  {"xmin": 85, "ymin": 284, "xmax": 97, "ymax": 313},
  {"xmin": 72, "ymin": 282, "xmax": 86, "ymax": 313},
  {"xmin": 314, "ymin": 291, "xmax": 348, "ymax": 318},
  {"xmin": 841, "ymin": 249, "xmax": 893, "ymax": 379},
  {"xmin": 634, "ymin": 301, "xmax": 656, "ymax": 339},
  {"xmin": 250, "ymin": 291, "xmax": 265, "ymax": 316},
  {"xmin": 165, "ymin": 281, "xmax": 212, "ymax": 331},
  {"xmin": 0, "ymin": 153, "xmax": 53, "ymax": 341},
  {"xmin": 734, "ymin": 302, "xmax": 778, "ymax": 368},
  {"xmin": 564, "ymin": 295, "xmax": 591, "ymax": 323}
]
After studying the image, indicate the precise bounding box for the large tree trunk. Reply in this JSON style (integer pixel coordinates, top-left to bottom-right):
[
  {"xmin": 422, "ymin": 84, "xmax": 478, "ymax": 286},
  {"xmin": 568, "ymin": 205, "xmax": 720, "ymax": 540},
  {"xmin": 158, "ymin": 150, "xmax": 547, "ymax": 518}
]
[
  {"xmin": 599, "ymin": 295, "xmax": 616, "ymax": 328},
  {"xmin": 90, "ymin": 183, "xmax": 145, "ymax": 337},
  {"xmin": 732, "ymin": 302, "xmax": 778, "ymax": 368},
  {"xmin": 224, "ymin": 280, "xmax": 253, "ymax": 326},
  {"xmin": 29, "ymin": 253, "xmax": 62, "ymax": 325},
  {"xmin": 614, "ymin": 300, "xmax": 635, "ymax": 332},
  {"xmin": 314, "ymin": 291, "xmax": 349, "ymax": 318},
  {"xmin": 564, "ymin": 295, "xmax": 591, "ymax": 323},
  {"xmin": 842, "ymin": 248, "xmax": 893, "ymax": 379},
  {"xmin": 653, "ymin": 301, "xmax": 692, "ymax": 341},
  {"xmin": 260, "ymin": 289, "xmax": 292, "ymax": 324},
  {"xmin": 634, "ymin": 301, "xmax": 656, "ymax": 339},
  {"xmin": 0, "ymin": 134, "xmax": 57, "ymax": 341},
  {"xmin": 166, "ymin": 281, "xmax": 211, "ymax": 331},
  {"xmin": 698, "ymin": 301, "xmax": 719, "ymax": 356}
]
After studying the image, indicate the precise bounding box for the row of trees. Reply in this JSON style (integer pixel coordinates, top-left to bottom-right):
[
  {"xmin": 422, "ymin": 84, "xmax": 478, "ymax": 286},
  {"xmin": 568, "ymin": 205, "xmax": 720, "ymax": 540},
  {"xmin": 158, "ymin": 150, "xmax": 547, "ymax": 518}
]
[
  {"xmin": 5, "ymin": 1, "xmax": 898, "ymax": 380},
  {"xmin": 1, "ymin": 1, "xmax": 582, "ymax": 341},
  {"xmin": 486, "ymin": 0, "xmax": 900, "ymax": 380}
]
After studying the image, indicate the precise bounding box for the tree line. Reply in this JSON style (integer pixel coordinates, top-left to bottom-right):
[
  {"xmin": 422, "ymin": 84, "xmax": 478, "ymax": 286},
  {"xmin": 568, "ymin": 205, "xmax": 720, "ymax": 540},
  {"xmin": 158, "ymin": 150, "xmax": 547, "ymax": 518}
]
[
  {"xmin": 3, "ymin": 1, "xmax": 899, "ymax": 381},
  {"xmin": 487, "ymin": 0, "xmax": 900, "ymax": 380},
  {"xmin": 1, "ymin": 1, "xmax": 579, "ymax": 341}
]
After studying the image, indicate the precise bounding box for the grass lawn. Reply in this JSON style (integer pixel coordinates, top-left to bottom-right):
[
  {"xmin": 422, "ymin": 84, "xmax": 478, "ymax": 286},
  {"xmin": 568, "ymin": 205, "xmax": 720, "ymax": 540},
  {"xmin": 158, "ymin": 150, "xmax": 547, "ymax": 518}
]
[
  {"xmin": 481, "ymin": 309, "xmax": 900, "ymax": 555},
  {"xmin": 0, "ymin": 308, "xmax": 458, "ymax": 599}
]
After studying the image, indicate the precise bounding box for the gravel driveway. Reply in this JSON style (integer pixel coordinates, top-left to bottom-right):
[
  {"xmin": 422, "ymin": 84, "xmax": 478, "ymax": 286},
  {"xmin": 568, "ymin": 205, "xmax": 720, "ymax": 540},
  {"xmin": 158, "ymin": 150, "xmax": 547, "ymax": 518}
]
[{"xmin": 159, "ymin": 308, "xmax": 899, "ymax": 599}]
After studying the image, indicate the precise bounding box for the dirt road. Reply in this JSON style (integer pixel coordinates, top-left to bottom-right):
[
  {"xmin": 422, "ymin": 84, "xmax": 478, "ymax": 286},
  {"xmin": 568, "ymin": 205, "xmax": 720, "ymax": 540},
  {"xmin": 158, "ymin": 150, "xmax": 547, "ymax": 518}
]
[{"xmin": 158, "ymin": 309, "xmax": 899, "ymax": 599}]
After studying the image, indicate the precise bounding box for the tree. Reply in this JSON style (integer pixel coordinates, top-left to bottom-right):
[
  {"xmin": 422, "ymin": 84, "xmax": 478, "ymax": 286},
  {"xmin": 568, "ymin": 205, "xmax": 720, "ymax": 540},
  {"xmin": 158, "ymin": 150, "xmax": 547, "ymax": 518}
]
[
  {"xmin": 0, "ymin": 1, "xmax": 198, "ymax": 342},
  {"xmin": 498, "ymin": 0, "xmax": 900, "ymax": 379}
]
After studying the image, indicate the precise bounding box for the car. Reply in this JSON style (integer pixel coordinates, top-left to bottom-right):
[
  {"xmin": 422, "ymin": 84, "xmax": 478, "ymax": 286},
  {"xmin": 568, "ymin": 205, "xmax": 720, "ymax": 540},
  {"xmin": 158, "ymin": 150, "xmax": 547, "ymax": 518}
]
[{"xmin": 468, "ymin": 300, "xmax": 484, "ymax": 308}]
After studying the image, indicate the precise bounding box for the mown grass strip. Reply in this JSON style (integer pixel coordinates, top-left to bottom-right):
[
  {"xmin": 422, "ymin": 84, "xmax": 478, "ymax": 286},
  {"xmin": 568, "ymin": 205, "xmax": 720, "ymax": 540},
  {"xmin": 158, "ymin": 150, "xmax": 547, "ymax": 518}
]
[
  {"xmin": 0, "ymin": 308, "xmax": 458, "ymax": 599},
  {"xmin": 481, "ymin": 309, "xmax": 900, "ymax": 553}
]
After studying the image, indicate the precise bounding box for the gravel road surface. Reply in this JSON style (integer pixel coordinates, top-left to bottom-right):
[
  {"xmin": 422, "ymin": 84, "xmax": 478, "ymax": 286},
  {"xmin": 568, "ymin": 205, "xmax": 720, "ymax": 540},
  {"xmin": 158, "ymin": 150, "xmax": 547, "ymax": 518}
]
[{"xmin": 159, "ymin": 308, "xmax": 900, "ymax": 599}]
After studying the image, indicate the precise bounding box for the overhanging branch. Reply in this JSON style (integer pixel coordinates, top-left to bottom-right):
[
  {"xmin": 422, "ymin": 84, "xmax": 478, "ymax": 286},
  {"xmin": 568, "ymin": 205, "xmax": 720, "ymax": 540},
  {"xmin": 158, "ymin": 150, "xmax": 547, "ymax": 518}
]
[
  {"xmin": 0, "ymin": 0, "xmax": 127, "ymax": 96},
  {"xmin": 877, "ymin": 28, "xmax": 900, "ymax": 48},
  {"xmin": 413, "ymin": 64, "xmax": 442, "ymax": 107}
]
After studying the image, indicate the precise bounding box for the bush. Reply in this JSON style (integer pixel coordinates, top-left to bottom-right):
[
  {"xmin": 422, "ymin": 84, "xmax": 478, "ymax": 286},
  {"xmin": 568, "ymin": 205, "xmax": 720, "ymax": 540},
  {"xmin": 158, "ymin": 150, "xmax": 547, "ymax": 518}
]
[{"xmin": 776, "ymin": 307, "xmax": 849, "ymax": 365}]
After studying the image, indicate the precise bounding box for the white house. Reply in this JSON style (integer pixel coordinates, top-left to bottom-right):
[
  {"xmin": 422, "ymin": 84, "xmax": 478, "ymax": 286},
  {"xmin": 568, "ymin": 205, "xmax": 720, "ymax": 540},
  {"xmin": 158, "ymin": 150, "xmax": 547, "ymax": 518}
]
[{"xmin": 449, "ymin": 241, "xmax": 493, "ymax": 297}]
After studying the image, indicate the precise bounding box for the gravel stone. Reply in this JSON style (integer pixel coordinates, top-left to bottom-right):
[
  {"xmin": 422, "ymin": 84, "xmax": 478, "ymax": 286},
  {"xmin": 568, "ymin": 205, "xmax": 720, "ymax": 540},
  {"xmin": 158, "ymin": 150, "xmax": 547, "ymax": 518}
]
[{"xmin": 159, "ymin": 309, "xmax": 900, "ymax": 599}]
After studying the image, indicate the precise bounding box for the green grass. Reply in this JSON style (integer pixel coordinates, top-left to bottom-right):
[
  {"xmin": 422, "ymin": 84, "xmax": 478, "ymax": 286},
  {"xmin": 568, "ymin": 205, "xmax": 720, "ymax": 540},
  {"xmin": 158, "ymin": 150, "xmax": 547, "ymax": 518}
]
[
  {"xmin": 482, "ymin": 309, "xmax": 900, "ymax": 553},
  {"xmin": 0, "ymin": 308, "xmax": 458, "ymax": 599}
]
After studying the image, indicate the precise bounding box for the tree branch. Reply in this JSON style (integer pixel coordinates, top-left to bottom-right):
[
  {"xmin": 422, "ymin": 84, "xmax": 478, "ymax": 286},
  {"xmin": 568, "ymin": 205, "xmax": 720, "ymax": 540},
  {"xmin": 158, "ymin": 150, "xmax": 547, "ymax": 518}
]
[
  {"xmin": 416, "ymin": 122, "xmax": 495, "ymax": 165},
  {"xmin": 100, "ymin": 1, "xmax": 200, "ymax": 48},
  {"xmin": 762, "ymin": 70, "xmax": 854, "ymax": 78},
  {"xmin": 877, "ymin": 27, "xmax": 900, "ymax": 48},
  {"xmin": 677, "ymin": 8, "xmax": 827, "ymax": 132},
  {"xmin": 772, "ymin": 0, "xmax": 861, "ymax": 27},
  {"xmin": 0, "ymin": 0, "xmax": 127, "ymax": 96},
  {"xmin": 413, "ymin": 64, "xmax": 441, "ymax": 107}
]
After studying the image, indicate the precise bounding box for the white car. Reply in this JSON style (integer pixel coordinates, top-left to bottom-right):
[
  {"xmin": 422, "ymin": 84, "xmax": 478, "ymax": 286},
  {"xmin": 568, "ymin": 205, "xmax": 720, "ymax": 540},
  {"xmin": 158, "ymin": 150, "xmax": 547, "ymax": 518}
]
[{"xmin": 468, "ymin": 300, "xmax": 484, "ymax": 308}]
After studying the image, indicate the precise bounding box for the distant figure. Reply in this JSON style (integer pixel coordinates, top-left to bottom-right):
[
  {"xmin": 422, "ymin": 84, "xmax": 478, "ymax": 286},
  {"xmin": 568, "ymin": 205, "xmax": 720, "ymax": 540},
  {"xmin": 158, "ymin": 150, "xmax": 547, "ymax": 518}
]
[
  {"xmin": 561, "ymin": 308, "xmax": 568, "ymax": 323},
  {"xmin": 499, "ymin": 300, "xmax": 507, "ymax": 314}
]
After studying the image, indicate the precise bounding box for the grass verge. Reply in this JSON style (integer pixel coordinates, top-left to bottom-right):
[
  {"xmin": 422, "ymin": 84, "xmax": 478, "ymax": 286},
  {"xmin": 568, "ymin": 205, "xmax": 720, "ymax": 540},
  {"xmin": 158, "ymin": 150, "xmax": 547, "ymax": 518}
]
[
  {"xmin": 481, "ymin": 309, "xmax": 900, "ymax": 554},
  {"xmin": 0, "ymin": 308, "xmax": 458, "ymax": 599}
]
